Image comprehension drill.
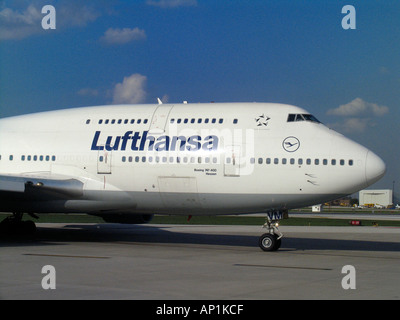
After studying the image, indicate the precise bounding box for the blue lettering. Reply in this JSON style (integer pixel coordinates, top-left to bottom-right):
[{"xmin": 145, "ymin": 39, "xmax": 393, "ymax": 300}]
[
  {"xmin": 139, "ymin": 131, "xmax": 154, "ymax": 151},
  {"xmin": 105, "ymin": 136, "xmax": 120, "ymax": 151},
  {"xmin": 187, "ymin": 135, "xmax": 201, "ymax": 151},
  {"xmin": 154, "ymin": 136, "xmax": 170, "ymax": 151},
  {"xmin": 91, "ymin": 131, "xmax": 104, "ymax": 150},
  {"xmin": 131, "ymin": 132, "xmax": 142, "ymax": 151},
  {"xmin": 90, "ymin": 131, "xmax": 219, "ymax": 152}
]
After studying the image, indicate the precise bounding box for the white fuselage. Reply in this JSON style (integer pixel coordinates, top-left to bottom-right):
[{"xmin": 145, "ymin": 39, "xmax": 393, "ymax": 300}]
[{"xmin": 0, "ymin": 102, "xmax": 386, "ymax": 217}]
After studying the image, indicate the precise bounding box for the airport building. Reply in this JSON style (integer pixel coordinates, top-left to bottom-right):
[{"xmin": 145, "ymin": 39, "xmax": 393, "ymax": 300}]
[{"xmin": 359, "ymin": 189, "xmax": 393, "ymax": 207}]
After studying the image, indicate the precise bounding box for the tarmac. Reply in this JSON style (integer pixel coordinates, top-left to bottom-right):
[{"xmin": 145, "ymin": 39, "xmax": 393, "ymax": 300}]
[{"xmin": 1, "ymin": 222, "xmax": 400, "ymax": 300}]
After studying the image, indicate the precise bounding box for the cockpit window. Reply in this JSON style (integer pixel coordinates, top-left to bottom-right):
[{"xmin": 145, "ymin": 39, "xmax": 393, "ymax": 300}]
[{"xmin": 287, "ymin": 113, "xmax": 321, "ymax": 123}]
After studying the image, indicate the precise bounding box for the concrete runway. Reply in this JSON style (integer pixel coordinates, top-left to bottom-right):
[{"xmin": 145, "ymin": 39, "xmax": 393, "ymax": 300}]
[{"xmin": 2, "ymin": 223, "xmax": 400, "ymax": 300}]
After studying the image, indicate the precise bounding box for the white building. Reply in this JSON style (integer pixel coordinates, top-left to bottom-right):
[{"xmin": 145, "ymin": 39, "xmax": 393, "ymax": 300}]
[{"xmin": 359, "ymin": 189, "xmax": 393, "ymax": 207}]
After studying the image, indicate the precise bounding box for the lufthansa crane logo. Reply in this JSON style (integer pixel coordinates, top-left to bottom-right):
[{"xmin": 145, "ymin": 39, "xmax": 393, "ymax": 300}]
[{"xmin": 283, "ymin": 136, "xmax": 300, "ymax": 152}]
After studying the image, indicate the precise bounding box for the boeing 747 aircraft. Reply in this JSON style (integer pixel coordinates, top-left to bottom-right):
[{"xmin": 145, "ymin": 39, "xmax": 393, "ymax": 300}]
[{"xmin": 0, "ymin": 102, "xmax": 386, "ymax": 250}]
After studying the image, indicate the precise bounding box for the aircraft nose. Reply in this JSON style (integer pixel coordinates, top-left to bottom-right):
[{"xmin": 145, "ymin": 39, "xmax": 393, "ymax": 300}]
[{"xmin": 365, "ymin": 150, "xmax": 386, "ymax": 187}]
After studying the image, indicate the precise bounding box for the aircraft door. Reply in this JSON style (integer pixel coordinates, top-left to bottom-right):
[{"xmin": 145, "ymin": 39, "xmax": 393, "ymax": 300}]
[
  {"xmin": 224, "ymin": 145, "xmax": 241, "ymax": 176},
  {"xmin": 149, "ymin": 105, "xmax": 174, "ymax": 134},
  {"xmin": 97, "ymin": 149, "xmax": 112, "ymax": 174}
]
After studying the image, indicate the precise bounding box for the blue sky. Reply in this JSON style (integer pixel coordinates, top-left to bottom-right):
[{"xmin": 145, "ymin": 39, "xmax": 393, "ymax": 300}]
[{"xmin": 0, "ymin": 0, "xmax": 399, "ymax": 198}]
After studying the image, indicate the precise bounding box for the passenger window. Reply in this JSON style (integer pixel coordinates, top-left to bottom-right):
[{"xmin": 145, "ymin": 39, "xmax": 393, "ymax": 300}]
[
  {"xmin": 349, "ymin": 160, "xmax": 354, "ymax": 166},
  {"xmin": 323, "ymin": 159, "xmax": 328, "ymax": 165},
  {"xmin": 315, "ymin": 159, "xmax": 319, "ymax": 165},
  {"xmin": 290, "ymin": 158, "xmax": 295, "ymax": 165},
  {"xmin": 282, "ymin": 158, "xmax": 287, "ymax": 165},
  {"xmin": 331, "ymin": 159, "xmax": 336, "ymax": 165},
  {"xmin": 340, "ymin": 159, "xmax": 345, "ymax": 166},
  {"xmin": 266, "ymin": 158, "xmax": 271, "ymax": 164},
  {"xmin": 298, "ymin": 158, "xmax": 303, "ymax": 165},
  {"xmin": 274, "ymin": 158, "xmax": 279, "ymax": 164},
  {"xmin": 258, "ymin": 158, "xmax": 263, "ymax": 164},
  {"xmin": 306, "ymin": 158, "xmax": 311, "ymax": 165}
]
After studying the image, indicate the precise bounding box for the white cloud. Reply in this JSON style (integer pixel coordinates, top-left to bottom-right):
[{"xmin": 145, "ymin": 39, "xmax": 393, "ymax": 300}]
[
  {"xmin": 146, "ymin": 0, "xmax": 198, "ymax": 8},
  {"xmin": 326, "ymin": 98, "xmax": 389, "ymax": 133},
  {"xmin": 328, "ymin": 118, "xmax": 371, "ymax": 134},
  {"xmin": 57, "ymin": 4, "xmax": 100, "ymax": 28},
  {"xmin": 112, "ymin": 74, "xmax": 147, "ymax": 104},
  {"xmin": 0, "ymin": 5, "xmax": 42, "ymax": 40},
  {"xmin": 100, "ymin": 27, "xmax": 146, "ymax": 45},
  {"xmin": 327, "ymin": 98, "xmax": 389, "ymax": 117}
]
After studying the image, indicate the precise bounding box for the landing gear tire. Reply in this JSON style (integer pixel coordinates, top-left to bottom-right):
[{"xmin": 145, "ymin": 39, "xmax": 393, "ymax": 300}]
[
  {"xmin": 0, "ymin": 213, "xmax": 37, "ymax": 237},
  {"xmin": 259, "ymin": 233, "xmax": 281, "ymax": 251}
]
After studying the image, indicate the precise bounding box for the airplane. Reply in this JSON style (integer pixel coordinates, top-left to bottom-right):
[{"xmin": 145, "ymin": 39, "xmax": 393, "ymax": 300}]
[{"xmin": 0, "ymin": 101, "xmax": 386, "ymax": 251}]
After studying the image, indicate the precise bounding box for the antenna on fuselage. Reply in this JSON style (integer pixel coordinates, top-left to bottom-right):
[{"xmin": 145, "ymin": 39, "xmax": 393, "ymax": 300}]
[{"xmin": 157, "ymin": 97, "xmax": 163, "ymax": 105}]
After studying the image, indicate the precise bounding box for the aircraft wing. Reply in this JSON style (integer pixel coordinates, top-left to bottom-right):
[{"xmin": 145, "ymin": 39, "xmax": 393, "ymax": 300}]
[{"xmin": 0, "ymin": 173, "xmax": 84, "ymax": 200}]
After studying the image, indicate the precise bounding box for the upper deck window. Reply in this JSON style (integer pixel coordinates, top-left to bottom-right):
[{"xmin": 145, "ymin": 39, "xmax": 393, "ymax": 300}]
[{"xmin": 287, "ymin": 114, "xmax": 321, "ymax": 123}]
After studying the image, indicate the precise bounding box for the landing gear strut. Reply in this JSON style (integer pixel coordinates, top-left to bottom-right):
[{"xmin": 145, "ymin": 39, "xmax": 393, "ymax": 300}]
[
  {"xmin": 0, "ymin": 212, "xmax": 37, "ymax": 236},
  {"xmin": 258, "ymin": 211, "xmax": 286, "ymax": 251}
]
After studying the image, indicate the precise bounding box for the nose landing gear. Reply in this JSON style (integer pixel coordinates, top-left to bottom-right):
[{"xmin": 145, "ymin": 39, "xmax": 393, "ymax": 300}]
[{"xmin": 259, "ymin": 211, "xmax": 286, "ymax": 251}]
